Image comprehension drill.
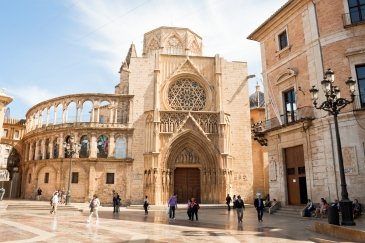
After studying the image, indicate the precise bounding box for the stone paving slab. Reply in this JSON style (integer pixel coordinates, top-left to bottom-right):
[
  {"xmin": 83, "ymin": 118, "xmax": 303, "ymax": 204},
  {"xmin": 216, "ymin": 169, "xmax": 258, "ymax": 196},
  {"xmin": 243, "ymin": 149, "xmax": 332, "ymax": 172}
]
[{"xmin": 0, "ymin": 200, "xmax": 364, "ymax": 243}]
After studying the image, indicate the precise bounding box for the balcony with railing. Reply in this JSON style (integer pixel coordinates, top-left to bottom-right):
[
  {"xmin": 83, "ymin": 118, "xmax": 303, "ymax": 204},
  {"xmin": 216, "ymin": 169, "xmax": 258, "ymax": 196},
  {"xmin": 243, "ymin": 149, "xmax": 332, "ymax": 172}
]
[
  {"xmin": 263, "ymin": 106, "xmax": 314, "ymax": 131},
  {"xmin": 251, "ymin": 106, "xmax": 315, "ymax": 146}
]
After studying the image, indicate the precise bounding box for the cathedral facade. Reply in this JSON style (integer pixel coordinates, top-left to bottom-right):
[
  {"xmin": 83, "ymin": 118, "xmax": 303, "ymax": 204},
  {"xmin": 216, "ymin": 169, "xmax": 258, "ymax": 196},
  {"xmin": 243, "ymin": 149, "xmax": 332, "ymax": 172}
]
[{"xmin": 19, "ymin": 27, "xmax": 253, "ymax": 205}]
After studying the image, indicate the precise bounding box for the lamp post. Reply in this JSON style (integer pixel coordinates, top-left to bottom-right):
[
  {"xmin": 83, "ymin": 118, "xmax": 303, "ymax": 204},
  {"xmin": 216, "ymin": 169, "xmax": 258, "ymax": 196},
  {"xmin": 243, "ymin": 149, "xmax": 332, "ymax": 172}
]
[
  {"xmin": 309, "ymin": 68, "xmax": 356, "ymax": 226},
  {"xmin": 63, "ymin": 135, "xmax": 80, "ymax": 205}
]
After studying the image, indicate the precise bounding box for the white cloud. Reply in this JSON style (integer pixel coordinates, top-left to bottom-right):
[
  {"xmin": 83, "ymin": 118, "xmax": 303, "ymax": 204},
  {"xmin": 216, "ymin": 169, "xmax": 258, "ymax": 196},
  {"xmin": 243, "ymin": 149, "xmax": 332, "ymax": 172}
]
[
  {"xmin": 9, "ymin": 86, "xmax": 57, "ymax": 108},
  {"xmin": 69, "ymin": 0, "xmax": 287, "ymax": 88}
]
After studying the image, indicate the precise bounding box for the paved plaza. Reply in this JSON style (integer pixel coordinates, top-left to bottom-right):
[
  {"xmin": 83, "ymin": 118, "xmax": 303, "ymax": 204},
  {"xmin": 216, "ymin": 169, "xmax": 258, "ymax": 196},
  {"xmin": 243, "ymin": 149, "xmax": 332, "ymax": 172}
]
[{"xmin": 0, "ymin": 200, "xmax": 364, "ymax": 242}]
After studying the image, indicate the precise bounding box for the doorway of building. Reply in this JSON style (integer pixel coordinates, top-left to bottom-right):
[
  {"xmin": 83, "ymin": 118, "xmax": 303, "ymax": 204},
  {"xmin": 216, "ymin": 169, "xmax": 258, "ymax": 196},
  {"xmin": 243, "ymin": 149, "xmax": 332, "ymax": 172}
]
[
  {"xmin": 174, "ymin": 168, "xmax": 200, "ymax": 202},
  {"xmin": 284, "ymin": 145, "xmax": 307, "ymax": 205}
]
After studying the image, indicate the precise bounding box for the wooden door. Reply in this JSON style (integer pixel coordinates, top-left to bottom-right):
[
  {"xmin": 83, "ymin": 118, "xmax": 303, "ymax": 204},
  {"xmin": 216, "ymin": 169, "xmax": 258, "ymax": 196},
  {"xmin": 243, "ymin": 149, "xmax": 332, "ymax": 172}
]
[
  {"xmin": 174, "ymin": 168, "xmax": 200, "ymax": 203},
  {"xmin": 285, "ymin": 145, "xmax": 307, "ymax": 205}
]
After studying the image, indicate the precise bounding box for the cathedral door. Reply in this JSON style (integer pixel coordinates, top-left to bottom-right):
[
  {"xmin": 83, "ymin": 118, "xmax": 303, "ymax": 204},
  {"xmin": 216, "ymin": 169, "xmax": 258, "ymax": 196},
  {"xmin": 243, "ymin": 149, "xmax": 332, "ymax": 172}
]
[
  {"xmin": 174, "ymin": 168, "xmax": 200, "ymax": 202},
  {"xmin": 285, "ymin": 145, "xmax": 307, "ymax": 205}
]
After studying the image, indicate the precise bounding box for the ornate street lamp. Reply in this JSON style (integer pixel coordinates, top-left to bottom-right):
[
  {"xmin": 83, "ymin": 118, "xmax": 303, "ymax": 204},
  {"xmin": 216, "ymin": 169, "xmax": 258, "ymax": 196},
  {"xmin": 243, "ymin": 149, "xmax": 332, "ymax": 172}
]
[
  {"xmin": 309, "ymin": 68, "xmax": 356, "ymax": 226},
  {"xmin": 63, "ymin": 136, "xmax": 80, "ymax": 205}
]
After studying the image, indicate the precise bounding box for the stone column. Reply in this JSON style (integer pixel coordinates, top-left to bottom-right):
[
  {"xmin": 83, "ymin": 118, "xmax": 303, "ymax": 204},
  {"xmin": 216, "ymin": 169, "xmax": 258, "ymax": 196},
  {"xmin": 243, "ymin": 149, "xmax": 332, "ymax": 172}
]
[
  {"xmin": 59, "ymin": 134, "xmax": 64, "ymax": 158},
  {"xmin": 90, "ymin": 133, "xmax": 97, "ymax": 158},
  {"xmin": 49, "ymin": 138, "xmax": 54, "ymax": 159},
  {"xmin": 41, "ymin": 139, "xmax": 45, "ymax": 160},
  {"xmin": 108, "ymin": 133, "xmax": 115, "ymax": 158}
]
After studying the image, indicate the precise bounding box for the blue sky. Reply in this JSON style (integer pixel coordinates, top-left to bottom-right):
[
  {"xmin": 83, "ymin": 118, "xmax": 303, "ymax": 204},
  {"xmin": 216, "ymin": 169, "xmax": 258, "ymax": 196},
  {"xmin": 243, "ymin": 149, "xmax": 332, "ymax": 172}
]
[{"xmin": 0, "ymin": 0, "xmax": 287, "ymax": 119}]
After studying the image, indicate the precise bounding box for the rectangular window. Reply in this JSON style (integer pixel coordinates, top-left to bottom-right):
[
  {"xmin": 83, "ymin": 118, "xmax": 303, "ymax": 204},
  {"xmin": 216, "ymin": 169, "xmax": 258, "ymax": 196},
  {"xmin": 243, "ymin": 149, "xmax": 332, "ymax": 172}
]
[
  {"xmin": 106, "ymin": 173, "xmax": 115, "ymax": 184},
  {"xmin": 14, "ymin": 130, "xmax": 20, "ymax": 139},
  {"xmin": 348, "ymin": 0, "xmax": 365, "ymax": 24},
  {"xmin": 28, "ymin": 173, "xmax": 31, "ymax": 184},
  {"xmin": 287, "ymin": 168, "xmax": 295, "ymax": 175},
  {"xmin": 71, "ymin": 172, "xmax": 79, "ymax": 184},
  {"xmin": 278, "ymin": 30, "xmax": 288, "ymax": 50},
  {"xmin": 356, "ymin": 64, "xmax": 365, "ymax": 107},
  {"xmin": 3, "ymin": 129, "xmax": 8, "ymax": 138},
  {"xmin": 44, "ymin": 172, "xmax": 49, "ymax": 183},
  {"xmin": 283, "ymin": 89, "xmax": 297, "ymax": 123},
  {"xmin": 298, "ymin": 166, "xmax": 306, "ymax": 174}
]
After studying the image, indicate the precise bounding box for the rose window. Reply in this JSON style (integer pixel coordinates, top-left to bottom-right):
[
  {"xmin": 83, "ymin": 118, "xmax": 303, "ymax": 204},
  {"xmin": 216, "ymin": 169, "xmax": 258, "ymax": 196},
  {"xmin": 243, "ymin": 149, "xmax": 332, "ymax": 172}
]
[{"xmin": 168, "ymin": 79, "xmax": 206, "ymax": 111}]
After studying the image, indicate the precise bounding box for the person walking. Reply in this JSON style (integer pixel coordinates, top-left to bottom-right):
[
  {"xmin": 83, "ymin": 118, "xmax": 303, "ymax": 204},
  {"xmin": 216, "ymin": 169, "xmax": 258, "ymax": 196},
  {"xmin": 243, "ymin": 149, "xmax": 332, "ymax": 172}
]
[
  {"xmin": 37, "ymin": 187, "xmax": 42, "ymax": 201},
  {"xmin": 232, "ymin": 195, "xmax": 237, "ymax": 209},
  {"xmin": 234, "ymin": 195, "xmax": 245, "ymax": 223},
  {"xmin": 226, "ymin": 194, "xmax": 232, "ymax": 211},
  {"xmin": 50, "ymin": 191, "xmax": 59, "ymax": 215},
  {"xmin": 87, "ymin": 194, "xmax": 101, "ymax": 223},
  {"xmin": 254, "ymin": 193, "xmax": 265, "ymax": 222},
  {"xmin": 187, "ymin": 198, "xmax": 192, "ymax": 220},
  {"xmin": 191, "ymin": 198, "xmax": 200, "ymax": 221},
  {"xmin": 143, "ymin": 195, "xmax": 149, "ymax": 215},
  {"xmin": 168, "ymin": 193, "xmax": 178, "ymax": 220}
]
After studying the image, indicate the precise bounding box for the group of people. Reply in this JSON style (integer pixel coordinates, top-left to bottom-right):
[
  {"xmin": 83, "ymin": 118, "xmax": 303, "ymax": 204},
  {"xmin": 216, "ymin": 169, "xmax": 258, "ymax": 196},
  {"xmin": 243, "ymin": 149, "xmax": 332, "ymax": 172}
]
[
  {"xmin": 303, "ymin": 198, "xmax": 331, "ymax": 218},
  {"xmin": 225, "ymin": 193, "xmax": 265, "ymax": 223},
  {"xmin": 187, "ymin": 197, "xmax": 200, "ymax": 221},
  {"xmin": 112, "ymin": 193, "xmax": 121, "ymax": 213},
  {"xmin": 304, "ymin": 198, "xmax": 362, "ymax": 219}
]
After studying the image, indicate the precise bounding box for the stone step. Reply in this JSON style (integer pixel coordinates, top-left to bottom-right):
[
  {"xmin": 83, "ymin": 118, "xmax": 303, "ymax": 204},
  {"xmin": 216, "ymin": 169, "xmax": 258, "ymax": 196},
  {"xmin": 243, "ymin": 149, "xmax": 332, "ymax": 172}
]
[{"xmin": 271, "ymin": 206, "xmax": 303, "ymax": 217}]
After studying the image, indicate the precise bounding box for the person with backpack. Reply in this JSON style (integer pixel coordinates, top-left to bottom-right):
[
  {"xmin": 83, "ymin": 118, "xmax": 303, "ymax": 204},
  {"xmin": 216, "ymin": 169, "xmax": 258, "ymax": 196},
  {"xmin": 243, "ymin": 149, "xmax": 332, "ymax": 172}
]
[{"xmin": 87, "ymin": 194, "xmax": 101, "ymax": 223}]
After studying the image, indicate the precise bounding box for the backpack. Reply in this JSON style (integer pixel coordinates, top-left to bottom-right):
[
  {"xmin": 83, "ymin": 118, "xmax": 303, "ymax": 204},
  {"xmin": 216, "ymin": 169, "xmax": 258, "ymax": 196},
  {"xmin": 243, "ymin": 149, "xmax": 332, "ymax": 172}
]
[{"xmin": 90, "ymin": 199, "xmax": 98, "ymax": 208}]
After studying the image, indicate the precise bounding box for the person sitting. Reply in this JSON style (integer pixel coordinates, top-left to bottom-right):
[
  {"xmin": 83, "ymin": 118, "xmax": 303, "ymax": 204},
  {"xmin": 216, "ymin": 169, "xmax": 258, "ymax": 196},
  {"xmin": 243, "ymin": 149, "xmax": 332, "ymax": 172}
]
[
  {"xmin": 353, "ymin": 199, "xmax": 362, "ymax": 219},
  {"xmin": 303, "ymin": 199, "xmax": 315, "ymax": 217},
  {"xmin": 319, "ymin": 198, "xmax": 329, "ymax": 218}
]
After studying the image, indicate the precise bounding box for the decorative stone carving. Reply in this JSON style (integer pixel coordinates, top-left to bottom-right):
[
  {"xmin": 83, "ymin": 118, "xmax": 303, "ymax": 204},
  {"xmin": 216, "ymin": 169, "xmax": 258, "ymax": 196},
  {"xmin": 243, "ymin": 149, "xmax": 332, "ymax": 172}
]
[
  {"xmin": 342, "ymin": 146, "xmax": 358, "ymax": 175},
  {"xmin": 168, "ymin": 79, "xmax": 206, "ymax": 111},
  {"xmin": 159, "ymin": 111, "xmax": 218, "ymax": 134},
  {"xmin": 175, "ymin": 147, "xmax": 199, "ymax": 164}
]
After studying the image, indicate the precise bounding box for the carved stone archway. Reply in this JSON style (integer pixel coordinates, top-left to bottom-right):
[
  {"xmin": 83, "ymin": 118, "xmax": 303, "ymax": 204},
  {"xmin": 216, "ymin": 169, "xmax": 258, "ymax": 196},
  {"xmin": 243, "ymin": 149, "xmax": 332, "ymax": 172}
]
[{"xmin": 163, "ymin": 130, "xmax": 223, "ymax": 203}]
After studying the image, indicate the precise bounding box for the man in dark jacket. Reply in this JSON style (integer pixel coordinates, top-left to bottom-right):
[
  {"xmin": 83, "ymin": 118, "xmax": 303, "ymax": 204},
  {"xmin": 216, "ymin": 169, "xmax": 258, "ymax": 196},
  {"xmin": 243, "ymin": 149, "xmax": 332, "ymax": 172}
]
[
  {"xmin": 234, "ymin": 195, "xmax": 245, "ymax": 223},
  {"xmin": 254, "ymin": 193, "xmax": 265, "ymax": 222}
]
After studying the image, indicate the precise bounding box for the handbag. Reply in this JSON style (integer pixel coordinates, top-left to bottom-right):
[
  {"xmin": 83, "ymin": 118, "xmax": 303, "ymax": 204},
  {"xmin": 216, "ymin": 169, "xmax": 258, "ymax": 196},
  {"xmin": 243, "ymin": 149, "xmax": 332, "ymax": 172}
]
[{"xmin": 166, "ymin": 206, "xmax": 170, "ymax": 214}]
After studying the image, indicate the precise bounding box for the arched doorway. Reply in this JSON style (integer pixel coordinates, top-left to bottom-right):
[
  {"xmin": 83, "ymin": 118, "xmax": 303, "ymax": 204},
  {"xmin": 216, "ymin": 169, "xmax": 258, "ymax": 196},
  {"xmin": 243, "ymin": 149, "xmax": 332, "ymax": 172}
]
[{"xmin": 164, "ymin": 128, "xmax": 224, "ymax": 204}]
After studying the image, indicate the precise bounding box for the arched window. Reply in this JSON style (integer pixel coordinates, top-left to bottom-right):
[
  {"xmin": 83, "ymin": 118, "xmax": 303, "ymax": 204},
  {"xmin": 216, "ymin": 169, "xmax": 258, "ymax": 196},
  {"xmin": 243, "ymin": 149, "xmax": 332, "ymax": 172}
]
[
  {"xmin": 115, "ymin": 136, "xmax": 127, "ymax": 159},
  {"xmin": 81, "ymin": 100, "xmax": 93, "ymax": 122},
  {"xmin": 45, "ymin": 138, "xmax": 50, "ymax": 159},
  {"xmin": 168, "ymin": 79, "xmax": 206, "ymax": 111},
  {"xmin": 32, "ymin": 142, "xmax": 36, "ymax": 160},
  {"xmin": 37, "ymin": 141, "xmax": 42, "ymax": 160},
  {"xmin": 79, "ymin": 135, "xmax": 90, "ymax": 158},
  {"xmin": 53, "ymin": 138, "xmax": 59, "ymax": 159},
  {"xmin": 97, "ymin": 135, "xmax": 108, "ymax": 158}
]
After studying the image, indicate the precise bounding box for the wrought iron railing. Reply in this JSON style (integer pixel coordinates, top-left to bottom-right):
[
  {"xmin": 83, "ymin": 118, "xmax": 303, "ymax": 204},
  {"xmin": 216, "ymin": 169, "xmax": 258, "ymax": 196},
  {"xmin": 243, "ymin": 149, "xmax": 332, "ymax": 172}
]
[
  {"xmin": 251, "ymin": 106, "xmax": 314, "ymax": 146},
  {"xmin": 261, "ymin": 106, "xmax": 314, "ymax": 131}
]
